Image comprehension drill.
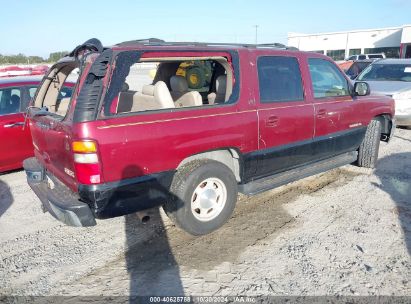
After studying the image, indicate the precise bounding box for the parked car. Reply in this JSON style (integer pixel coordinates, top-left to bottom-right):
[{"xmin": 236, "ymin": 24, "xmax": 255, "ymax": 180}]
[
  {"xmin": 23, "ymin": 38, "xmax": 395, "ymax": 235},
  {"xmin": 0, "ymin": 76, "xmax": 43, "ymax": 172},
  {"xmin": 0, "ymin": 65, "xmax": 49, "ymax": 78},
  {"xmin": 338, "ymin": 59, "xmax": 373, "ymax": 79},
  {"xmin": 0, "ymin": 76, "xmax": 74, "ymax": 173},
  {"xmin": 346, "ymin": 53, "xmax": 386, "ymax": 61},
  {"xmin": 357, "ymin": 58, "xmax": 411, "ymax": 126}
]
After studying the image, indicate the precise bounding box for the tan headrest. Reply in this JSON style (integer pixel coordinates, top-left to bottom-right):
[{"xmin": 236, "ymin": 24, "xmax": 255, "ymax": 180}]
[
  {"xmin": 170, "ymin": 75, "xmax": 188, "ymax": 92},
  {"xmin": 142, "ymin": 84, "xmax": 155, "ymax": 96},
  {"xmin": 216, "ymin": 75, "xmax": 227, "ymax": 94}
]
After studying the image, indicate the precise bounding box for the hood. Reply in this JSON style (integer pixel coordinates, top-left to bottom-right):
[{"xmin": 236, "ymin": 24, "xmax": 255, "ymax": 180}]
[{"xmin": 365, "ymin": 81, "xmax": 411, "ymax": 96}]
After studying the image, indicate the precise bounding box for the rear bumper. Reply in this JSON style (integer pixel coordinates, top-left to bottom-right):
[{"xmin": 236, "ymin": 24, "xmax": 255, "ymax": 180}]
[
  {"xmin": 23, "ymin": 157, "xmax": 175, "ymax": 226},
  {"xmin": 23, "ymin": 157, "xmax": 96, "ymax": 227},
  {"xmin": 78, "ymin": 171, "xmax": 175, "ymax": 219}
]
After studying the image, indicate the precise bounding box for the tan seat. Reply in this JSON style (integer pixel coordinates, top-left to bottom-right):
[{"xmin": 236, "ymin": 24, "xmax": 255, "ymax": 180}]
[
  {"xmin": 208, "ymin": 75, "xmax": 227, "ymax": 104},
  {"xmin": 131, "ymin": 81, "xmax": 175, "ymax": 112},
  {"xmin": 170, "ymin": 75, "xmax": 188, "ymax": 100},
  {"xmin": 170, "ymin": 75, "xmax": 202, "ymax": 107}
]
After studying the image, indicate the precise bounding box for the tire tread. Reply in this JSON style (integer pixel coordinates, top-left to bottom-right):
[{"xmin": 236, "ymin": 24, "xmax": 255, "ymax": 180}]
[{"xmin": 358, "ymin": 119, "xmax": 381, "ymax": 168}]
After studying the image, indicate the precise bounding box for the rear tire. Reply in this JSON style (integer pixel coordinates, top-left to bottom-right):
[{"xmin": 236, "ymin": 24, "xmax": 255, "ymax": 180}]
[
  {"xmin": 163, "ymin": 160, "xmax": 238, "ymax": 235},
  {"xmin": 357, "ymin": 119, "xmax": 382, "ymax": 168},
  {"xmin": 186, "ymin": 66, "xmax": 206, "ymax": 89}
]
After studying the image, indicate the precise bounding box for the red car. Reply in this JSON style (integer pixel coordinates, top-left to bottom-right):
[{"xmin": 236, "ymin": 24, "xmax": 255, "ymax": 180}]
[
  {"xmin": 24, "ymin": 39, "xmax": 395, "ymax": 235},
  {"xmin": 0, "ymin": 76, "xmax": 73, "ymax": 172},
  {"xmin": 0, "ymin": 65, "xmax": 49, "ymax": 78},
  {"xmin": 0, "ymin": 76, "xmax": 43, "ymax": 172}
]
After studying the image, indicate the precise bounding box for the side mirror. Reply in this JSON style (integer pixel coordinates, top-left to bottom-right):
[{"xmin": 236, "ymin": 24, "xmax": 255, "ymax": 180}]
[{"xmin": 354, "ymin": 82, "xmax": 370, "ymax": 96}]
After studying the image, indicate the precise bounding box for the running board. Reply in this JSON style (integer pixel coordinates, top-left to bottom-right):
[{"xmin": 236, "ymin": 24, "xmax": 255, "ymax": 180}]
[{"xmin": 239, "ymin": 151, "xmax": 358, "ymax": 195}]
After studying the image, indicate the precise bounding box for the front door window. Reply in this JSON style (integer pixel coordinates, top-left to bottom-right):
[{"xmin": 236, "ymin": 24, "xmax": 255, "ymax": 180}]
[
  {"xmin": 308, "ymin": 58, "xmax": 350, "ymax": 99},
  {"xmin": 0, "ymin": 88, "xmax": 22, "ymax": 115}
]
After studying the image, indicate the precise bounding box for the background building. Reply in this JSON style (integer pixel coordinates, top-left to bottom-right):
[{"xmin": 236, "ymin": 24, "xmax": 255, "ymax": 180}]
[{"xmin": 288, "ymin": 25, "xmax": 411, "ymax": 60}]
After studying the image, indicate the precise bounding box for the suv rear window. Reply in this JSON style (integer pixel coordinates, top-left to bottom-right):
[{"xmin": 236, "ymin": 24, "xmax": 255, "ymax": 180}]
[
  {"xmin": 33, "ymin": 64, "xmax": 79, "ymax": 117},
  {"xmin": 257, "ymin": 56, "xmax": 304, "ymax": 103}
]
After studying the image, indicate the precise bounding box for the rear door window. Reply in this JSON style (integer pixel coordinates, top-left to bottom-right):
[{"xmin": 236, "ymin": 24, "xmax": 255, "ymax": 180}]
[
  {"xmin": 0, "ymin": 87, "xmax": 22, "ymax": 115},
  {"xmin": 308, "ymin": 58, "xmax": 350, "ymax": 98},
  {"xmin": 257, "ymin": 56, "xmax": 304, "ymax": 103}
]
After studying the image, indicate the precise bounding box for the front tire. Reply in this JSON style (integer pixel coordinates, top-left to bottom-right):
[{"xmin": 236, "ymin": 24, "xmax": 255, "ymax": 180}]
[
  {"xmin": 163, "ymin": 160, "xmax": 238, "ymax": 235},
  {"xmin": 357, "ymin": 119, "xmax": 382, "ymax": 168}
]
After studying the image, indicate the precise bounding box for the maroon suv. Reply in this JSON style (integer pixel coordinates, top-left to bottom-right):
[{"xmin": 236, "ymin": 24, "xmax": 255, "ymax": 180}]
[{"xmin": 24, "ymin": 39, "xmax": 395, "ymax": 235}]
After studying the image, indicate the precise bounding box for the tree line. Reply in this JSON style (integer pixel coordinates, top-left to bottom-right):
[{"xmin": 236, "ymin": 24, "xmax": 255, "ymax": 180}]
[{"xmin": 0, "ymin": 51, "xmax": 68, "ymax": 65}]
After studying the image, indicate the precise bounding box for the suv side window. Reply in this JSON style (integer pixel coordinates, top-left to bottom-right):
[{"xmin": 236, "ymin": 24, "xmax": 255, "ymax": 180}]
[
  {"xmin": 308, "ymin": 58, "xmax": 350, "ymax": 98},
  {"xmin": 257, "ymin": 56, "xmax": 304, "ymax": 103},
  {"xmin": 358, "ymin": 55, "xmax": 366, "ymax": 60},
  {"xmin": 0, "ymin": 87, "xmax": 22, "ymax": 115},
  {"xmin": 104, "ymin": 52, "xmax": 235, "ymax": 116}
]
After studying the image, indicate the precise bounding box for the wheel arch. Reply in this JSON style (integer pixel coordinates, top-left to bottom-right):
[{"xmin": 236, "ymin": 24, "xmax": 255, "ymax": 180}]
[
  {"xmin": 177, "ymin": 148, "xmax": 242, "ymax": 182},
  {"xmin": 373, "ymin": 114, "xmax": 394, "ymax": 142}
]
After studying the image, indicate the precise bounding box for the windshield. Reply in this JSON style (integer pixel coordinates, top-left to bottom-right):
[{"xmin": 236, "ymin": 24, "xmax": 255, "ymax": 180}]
[{"xmin": 358, "ymin": 63, "xmax": 411, "ymax": 82}]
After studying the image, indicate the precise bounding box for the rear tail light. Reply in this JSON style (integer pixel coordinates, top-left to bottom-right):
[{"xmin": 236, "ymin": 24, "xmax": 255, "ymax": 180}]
[
  {"xmin": 72, "ymin": 140, "xmax": 102, "ymax": 185},
  {"xmin": 72, "ymin": 141, "xmax": 97, "ymax": 153}
]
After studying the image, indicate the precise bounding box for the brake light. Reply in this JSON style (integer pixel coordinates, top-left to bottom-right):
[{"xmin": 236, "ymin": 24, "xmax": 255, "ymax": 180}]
[{"xmin": 72, "ymin": 140, "xmax": 102, "ymax": 185}]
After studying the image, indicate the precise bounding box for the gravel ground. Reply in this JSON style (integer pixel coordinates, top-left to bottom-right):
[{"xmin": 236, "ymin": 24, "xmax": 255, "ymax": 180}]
[{"xmin": 0, "ymin": 128, "xmax": 410, "ymax": 297}]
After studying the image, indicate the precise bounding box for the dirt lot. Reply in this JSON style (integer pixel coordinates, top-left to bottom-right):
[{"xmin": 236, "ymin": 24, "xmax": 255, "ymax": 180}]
[{"xmin": 0, "ymin": 128, "xmax": 410, "ymax": 297}]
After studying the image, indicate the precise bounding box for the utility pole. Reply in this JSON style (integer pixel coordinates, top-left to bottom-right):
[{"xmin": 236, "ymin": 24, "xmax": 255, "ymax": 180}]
[{"xmin": 254, "ymin": 25, "xmax": 259, "ymax": 45}]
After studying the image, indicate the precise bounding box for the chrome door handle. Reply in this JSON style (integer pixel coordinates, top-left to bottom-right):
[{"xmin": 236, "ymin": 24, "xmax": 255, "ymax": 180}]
[{"xmin": 4, "ymin": 122, "xmax": 24, "ymax": 128}]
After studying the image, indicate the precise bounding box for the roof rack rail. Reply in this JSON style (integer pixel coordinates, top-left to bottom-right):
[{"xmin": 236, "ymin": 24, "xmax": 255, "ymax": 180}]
[
  {"xmin": 116, "ymin": 38, "xmax": 166, "ymax": 46},
  {"xmin": 116, "ymin": 39, "xmax": 298, "ymax": 50}
]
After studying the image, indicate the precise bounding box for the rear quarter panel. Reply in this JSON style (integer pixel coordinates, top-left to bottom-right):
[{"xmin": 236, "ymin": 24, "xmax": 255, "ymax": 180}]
[{"xmin": 77, "ymin": 49, "xmax": 258, "ymax": 183}]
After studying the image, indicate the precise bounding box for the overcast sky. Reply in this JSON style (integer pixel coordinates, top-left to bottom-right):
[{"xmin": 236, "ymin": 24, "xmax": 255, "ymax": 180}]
[{"xmin": 1, "ymin": 0, "xmax": 410, "ymax": 57}]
